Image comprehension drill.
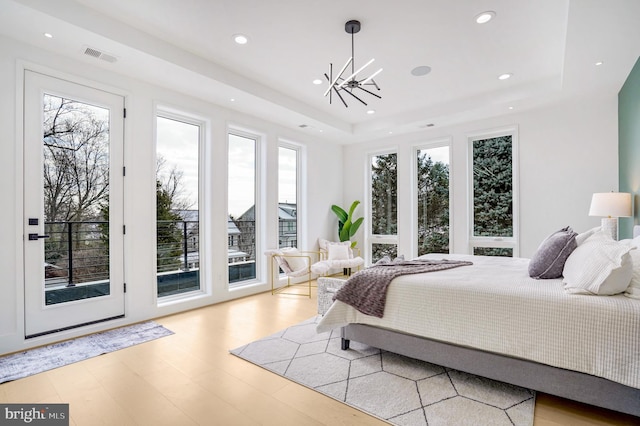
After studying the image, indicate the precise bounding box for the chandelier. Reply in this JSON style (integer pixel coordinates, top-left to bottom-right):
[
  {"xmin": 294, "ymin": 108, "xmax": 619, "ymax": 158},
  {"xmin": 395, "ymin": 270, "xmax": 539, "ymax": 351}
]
[{"xmin": 324, "ymin": 20, "xmax": 382, "ymax": 107}]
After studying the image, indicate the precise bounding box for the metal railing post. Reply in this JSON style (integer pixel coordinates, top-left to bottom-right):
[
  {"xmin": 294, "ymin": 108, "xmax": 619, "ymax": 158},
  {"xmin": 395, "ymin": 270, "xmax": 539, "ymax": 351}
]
[
  {"xmin": 182, "ymin": 220, "xmax": 189, "ymax": 271},
  {"xmin": 67, "ymin": 222, "xmax": 75, "ymax": 287}
]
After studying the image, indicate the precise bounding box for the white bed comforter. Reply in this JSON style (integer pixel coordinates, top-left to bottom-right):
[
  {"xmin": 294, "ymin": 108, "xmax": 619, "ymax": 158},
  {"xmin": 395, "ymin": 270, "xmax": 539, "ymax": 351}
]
[{"xmin": 317, "ymin": 254, "xmax": 640, "ymax": 389}]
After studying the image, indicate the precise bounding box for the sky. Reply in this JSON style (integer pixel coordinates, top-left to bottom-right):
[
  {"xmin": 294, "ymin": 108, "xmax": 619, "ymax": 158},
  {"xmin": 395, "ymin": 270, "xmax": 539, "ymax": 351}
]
[
  {"xmin": 156, "ymin": 118, "xmax": 297, "ymax": 217},
  {"xmin": 156, "ymin": 116, "xmax": 200, "ymax": 209},
  {"xmin": 156, "ymin": 116, "xmax": 446, "ymax": 218}
]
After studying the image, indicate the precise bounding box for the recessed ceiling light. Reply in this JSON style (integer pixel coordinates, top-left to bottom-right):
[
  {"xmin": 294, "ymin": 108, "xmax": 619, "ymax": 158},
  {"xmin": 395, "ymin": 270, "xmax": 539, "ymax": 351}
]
[
  {"xmin": 411, "ymin": 65, "xmax": 432, "ymax": 76},
  {"xmin": 595, "ymin": 61, "xmax": 604, "ymax": 66},
  {"xmin": 312, "ymin": 79, "xmax": 323, "ymax": 85},
  {"xmin": 43, "ymin": 33, "xmax": 53, "ymax": 38},
  {"xmin": 230, "ymin": 98, "xmax": 235, "ymax": 102},
  {"xmin": 366, "ymin": 110, "xmax": 376, "ymax": 115},
  {"xmin": 475, "ymin": 11, "xmax": 496, "ymax": 24},
  {"xmin": 498, "ymin": 73, "xmax": 512, "ymax": 80},
  {"xmin": 508, "ymin": 106, "xmax": 514, "ymax": 110},
  {"xmin": 233, "ymin": 34, "xmax": 248, "ymax": 45}
]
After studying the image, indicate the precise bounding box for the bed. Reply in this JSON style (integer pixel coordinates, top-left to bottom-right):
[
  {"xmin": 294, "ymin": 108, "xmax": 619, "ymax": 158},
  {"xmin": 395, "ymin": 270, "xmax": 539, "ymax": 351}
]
[{"xmin": 316, "ymin": 250, "xmax": 640, "ymax": 417}]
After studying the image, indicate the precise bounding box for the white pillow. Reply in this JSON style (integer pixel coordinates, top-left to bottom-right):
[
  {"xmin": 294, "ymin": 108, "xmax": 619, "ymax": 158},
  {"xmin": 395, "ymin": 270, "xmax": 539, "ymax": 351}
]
[
  {"xmin": 562, "ymin": 231, "xmax": 633, "ymax": 295},
  {"xmin": 319, "ymin": 238, "xmax": 353, "ymax": 258},
  {"xmin": 328, "ymin": 243, "xmax": 350, "ymax": 261},
  {"xmin": 575, "ymin": 226, "xmax": 601, "ymax": 246},
  {"xmin": 624, "ymin": 248, "xmax": 640, "ymax": 299},
  {"xmin": 281, "ymin": 247, "xmax": 308, "ymax": 272}
]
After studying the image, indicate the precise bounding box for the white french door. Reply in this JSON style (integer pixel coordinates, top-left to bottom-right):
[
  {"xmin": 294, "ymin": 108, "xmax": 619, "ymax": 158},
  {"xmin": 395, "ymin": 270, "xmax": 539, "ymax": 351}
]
[{"xmin": 23, "ymin": 70, "xmax": 125, "ymax": 338}]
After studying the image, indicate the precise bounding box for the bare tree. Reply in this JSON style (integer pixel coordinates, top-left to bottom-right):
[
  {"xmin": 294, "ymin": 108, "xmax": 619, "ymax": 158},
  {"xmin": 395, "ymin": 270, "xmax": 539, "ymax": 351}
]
[
  {"xmin": 42, "ymin": 94, "xmax": 111, "ymax": 285},
  {"xmin": 43, "ymin": 95, "xmax": 109, "ymax": 222},
  {"xmin": 156, "ymin": 155, "xmax": 194, "ymax": 212}
]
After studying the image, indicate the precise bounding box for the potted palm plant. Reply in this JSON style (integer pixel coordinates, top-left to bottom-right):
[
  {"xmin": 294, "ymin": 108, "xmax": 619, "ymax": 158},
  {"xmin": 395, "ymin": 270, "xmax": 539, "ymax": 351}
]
[
  {"xmin": 331, "ymin": 200, "xmax": 364, "ymax": 246},
  {"xmin": 331, "ymin": 201, "xmax": 364, "ymax": 274}
]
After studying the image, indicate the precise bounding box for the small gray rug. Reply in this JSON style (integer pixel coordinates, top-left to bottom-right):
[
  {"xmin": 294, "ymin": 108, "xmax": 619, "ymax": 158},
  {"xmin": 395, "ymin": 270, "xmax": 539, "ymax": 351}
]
[
  {"xmin": 231, "ymin": 316, "xmax": 535, "ymax": 425},
  {"xmin": 0, "ymin": 321, "xmax": 173, "ymax": 383}
]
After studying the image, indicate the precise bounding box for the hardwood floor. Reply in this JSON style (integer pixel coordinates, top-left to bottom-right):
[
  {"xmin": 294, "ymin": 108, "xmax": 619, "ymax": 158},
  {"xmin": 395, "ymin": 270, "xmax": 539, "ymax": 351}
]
[{"xmin": 1, "ymin": 285, "xmax": 638, "ymax": 425}]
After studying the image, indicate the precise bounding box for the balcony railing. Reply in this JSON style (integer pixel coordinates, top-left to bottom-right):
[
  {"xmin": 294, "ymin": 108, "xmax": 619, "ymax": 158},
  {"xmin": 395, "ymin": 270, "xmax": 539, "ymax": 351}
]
[
  {"xmin": 157, "ymin": 220, "xmax": 200, "ymax": 273},
  {"xmin": 43, "ymin": 218, "xmax": 296, "ymax": 295},
  {"xmin": 44, "ymin": 220, "xmax": 201, "ymax": 288},
  {"xmin": 44, "ymin": 221, "xmax": 110, "ymax": 288}
]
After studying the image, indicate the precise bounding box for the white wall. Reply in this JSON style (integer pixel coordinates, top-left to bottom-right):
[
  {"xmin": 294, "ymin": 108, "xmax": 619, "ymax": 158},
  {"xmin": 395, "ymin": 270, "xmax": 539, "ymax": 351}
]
[
  {"xmin": 0, "ymin": 36, "xmax": 343, "ymax": 354},
  {"xmin": 342, "ymin": 92, "xmax": 619, "ymax": 260}
]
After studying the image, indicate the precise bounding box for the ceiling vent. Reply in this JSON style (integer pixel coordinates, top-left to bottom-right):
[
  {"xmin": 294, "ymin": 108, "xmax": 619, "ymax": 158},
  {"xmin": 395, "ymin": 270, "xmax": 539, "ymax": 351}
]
[{"xmin": 82, "ymin": 46, "xmax": 118, "ymax": 63}]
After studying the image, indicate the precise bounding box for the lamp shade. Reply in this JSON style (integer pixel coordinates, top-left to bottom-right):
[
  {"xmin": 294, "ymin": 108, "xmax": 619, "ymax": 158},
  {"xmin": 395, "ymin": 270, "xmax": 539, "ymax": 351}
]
[{"xmin": 588, "ymin": 192, "xmax": 632, "ymax": 218}]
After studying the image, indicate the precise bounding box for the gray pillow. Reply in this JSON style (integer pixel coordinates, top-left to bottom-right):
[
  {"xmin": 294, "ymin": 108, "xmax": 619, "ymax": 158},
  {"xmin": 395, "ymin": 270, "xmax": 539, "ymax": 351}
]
[{"xmin": 528, "ymin": 226, "xmax": 578, "ymax": 279}]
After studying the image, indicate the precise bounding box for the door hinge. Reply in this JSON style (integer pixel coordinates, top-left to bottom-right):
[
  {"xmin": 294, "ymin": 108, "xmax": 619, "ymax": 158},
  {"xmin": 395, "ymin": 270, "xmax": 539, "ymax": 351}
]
[
  {"xmin": 124, "ymin": 282, "xmax": 127, "ymax": 293},
  {"xmin": 123, "ymin": 166, "xmax": 126, "ymax": 176},
  {"xmin": 123, "ymin": 225, "xmax": 126, "ymax": 234},
  {"xmin": 123, "ymin": 108, "xmax": 127, "ymax": 118}
]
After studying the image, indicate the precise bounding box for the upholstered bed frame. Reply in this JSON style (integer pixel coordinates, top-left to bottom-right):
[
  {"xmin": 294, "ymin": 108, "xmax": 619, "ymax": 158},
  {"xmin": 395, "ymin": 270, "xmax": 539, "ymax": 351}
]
[
  {"xmin": 339, "ymin": 226, "xmax": 640, "ymax": 417},
  {"xmin": 340, "ymin": 324, "xmax": 640, "ymax": 417}
]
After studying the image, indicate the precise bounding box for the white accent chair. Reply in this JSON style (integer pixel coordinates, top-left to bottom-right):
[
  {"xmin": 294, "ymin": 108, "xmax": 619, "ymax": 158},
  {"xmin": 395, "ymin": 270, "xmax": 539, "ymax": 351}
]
[
  {"xmin": 311, "ymin": 238, "xmax": 364, "ymax": 277},
  {"xmin": 266, "ymin": 248, "xmax": 319, "ymax": 297}
]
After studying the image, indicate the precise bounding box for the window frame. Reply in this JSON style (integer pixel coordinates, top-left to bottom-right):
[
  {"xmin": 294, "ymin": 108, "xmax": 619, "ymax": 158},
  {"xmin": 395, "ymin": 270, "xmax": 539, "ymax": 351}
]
[
  {"xmin": 277, "ymin": 141, "xmax": 301, "ymax": 251},
  {"xmin": 154, "ymin": 107, "xmax": 206, "ymax": 302},
  {"xmin": 412, "ymin": 138, "xmax": 453, "ymax": 257},
  {"xmin": 467, "ymin": 126, "xmax": 520, "ymax": 257},
  {"xmin": 367, "ymin": 149, "xmax": 399, "ymax": 263},
  {"xmin": 227, "ymin": 128, "xmax": 262, "ymax": 288}
]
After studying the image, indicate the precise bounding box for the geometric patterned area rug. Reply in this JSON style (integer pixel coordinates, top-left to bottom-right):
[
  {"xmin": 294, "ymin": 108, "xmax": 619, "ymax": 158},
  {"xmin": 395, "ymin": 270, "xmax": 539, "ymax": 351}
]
[
  {"xmin": 0, "ymin": 321, "xmax": 173, "ymax": 384},
  {"xmin": 231, "ymin": 316, "xmax": 535, "ymax": 426}
]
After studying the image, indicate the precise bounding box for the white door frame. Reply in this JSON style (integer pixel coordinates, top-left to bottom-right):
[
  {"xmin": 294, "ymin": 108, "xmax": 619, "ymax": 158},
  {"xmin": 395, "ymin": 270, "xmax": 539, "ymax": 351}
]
[{"xmin": 23, "ymin": 70, "xmax": 125, "ymax": 338}]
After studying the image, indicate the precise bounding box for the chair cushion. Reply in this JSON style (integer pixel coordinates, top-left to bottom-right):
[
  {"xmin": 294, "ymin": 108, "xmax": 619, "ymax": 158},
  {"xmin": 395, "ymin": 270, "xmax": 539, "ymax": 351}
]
[
  {"xmin": 318, "ymin": 238, "xmax": 354, "ymax": 258},
  {"xmin": 311, "ymin": 257, "xmax": 364, "ymax": 275},
  {"xmin": 280, "ymin": 247, "xmax": 308, "ymax": 272},
  {"xmin": 328, "ymin": 244, "xmax": 350, "ymax": 260}
]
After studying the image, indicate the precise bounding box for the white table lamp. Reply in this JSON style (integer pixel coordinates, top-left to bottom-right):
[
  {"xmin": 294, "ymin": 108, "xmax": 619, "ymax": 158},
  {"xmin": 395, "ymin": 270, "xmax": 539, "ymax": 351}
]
[{"xmin": 588, "ymin": 192, "xmax": 632, "ymax": 240}]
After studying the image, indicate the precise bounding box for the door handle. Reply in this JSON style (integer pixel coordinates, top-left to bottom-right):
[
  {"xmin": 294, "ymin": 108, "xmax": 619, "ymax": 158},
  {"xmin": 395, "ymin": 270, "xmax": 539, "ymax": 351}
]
[{"xmin": 28, "ymin": 234, "xmax": 50, "ymax": 241}]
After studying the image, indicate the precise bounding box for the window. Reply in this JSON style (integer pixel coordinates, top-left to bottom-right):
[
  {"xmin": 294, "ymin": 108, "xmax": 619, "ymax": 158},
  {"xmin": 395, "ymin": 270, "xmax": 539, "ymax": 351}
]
[
  {"xmin": 469, "ymin": 129, "xmax": 518, "ymax": 256},
  {"xmin": 278, "ymin": 145, "xmax": 298, "ymax": 249},
  {"xmin": 416, "ymin": 144, "xmax": 450, "ymax": 256},
  {"xmin": 370, "ymin": 152, "xmax": 398, "ymax": 262},
  {"xmin": 155, "ymin": 113, "xmax": 202, "ymax": 297},
  {"xmin": 228, "ymin": 132, "xmax": 257, "ymax": 285}
]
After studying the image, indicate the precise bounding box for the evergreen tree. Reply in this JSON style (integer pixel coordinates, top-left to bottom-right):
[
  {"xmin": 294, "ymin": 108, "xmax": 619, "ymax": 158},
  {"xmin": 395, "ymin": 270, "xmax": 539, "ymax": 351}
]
[
  {"xmin": 371, "ymin": 153, "xmax": 398, "ymax": 235},
  {"xmin": 156, "ymin": 181, "xmax": 185, "ymax": 271},
  {"xmin": 473, "ymin": 136, "xmax": 513, "ymax": 237},
  {"xmin": 417, "ymin": 152, "xmax": 450, "ymax": 255},
  {"xmin": 371, "ymin": 153, "xmax": 398, "ymax": 262}
]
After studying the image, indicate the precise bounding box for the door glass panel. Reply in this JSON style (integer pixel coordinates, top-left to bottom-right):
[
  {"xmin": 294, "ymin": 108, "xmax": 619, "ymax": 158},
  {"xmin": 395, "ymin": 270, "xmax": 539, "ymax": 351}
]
[{"xmin": 42, "ymin": 94, "xmax": 111, "ymax": 305}]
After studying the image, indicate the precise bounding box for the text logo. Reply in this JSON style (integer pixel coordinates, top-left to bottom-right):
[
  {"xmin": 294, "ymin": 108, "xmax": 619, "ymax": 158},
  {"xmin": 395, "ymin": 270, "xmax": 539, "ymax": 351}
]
[{"xmin": 0, "ymin": 404, "xmax": 68, "ymax": 425}]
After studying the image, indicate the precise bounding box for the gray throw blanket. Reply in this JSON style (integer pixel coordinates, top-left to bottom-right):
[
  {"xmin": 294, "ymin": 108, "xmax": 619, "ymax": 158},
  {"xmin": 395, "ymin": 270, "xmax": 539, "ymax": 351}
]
[{"xmin": 334, "ymin": 257, "xmax": 473, "ymax": 318}]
